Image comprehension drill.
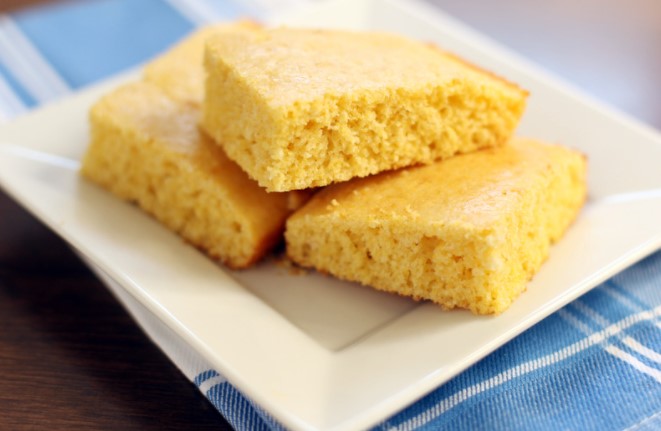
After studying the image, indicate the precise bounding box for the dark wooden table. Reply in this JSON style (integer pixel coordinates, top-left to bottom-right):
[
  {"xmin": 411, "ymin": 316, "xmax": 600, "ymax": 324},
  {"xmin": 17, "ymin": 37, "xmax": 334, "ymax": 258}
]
[{"xmin": 1, "ymin": 0, "xmax": 659, "ymax": 430}]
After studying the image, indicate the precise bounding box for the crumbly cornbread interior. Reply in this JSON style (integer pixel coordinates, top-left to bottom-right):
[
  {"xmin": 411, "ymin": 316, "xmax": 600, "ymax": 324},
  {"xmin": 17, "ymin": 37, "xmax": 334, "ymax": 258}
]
[{"xmin": 286, "ymin": 138, "xmax": 587, "ymax": 314}]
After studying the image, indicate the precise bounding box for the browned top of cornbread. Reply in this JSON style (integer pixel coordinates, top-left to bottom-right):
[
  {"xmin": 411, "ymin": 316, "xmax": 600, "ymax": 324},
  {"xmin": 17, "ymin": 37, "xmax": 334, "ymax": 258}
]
[
  {"xmin": 205, "ymin": 27, "xmax": 526, "ymax": 108},
  {"xmin": 144, "ymin": 20, "xmax": 260, "ymax": 106},
  {"xmin": 90, "ymin": 81, "xmax": 291, "ymax": 237},
  {"xmin": 294, "ymin": 138, "xmax": 585, "ymax": 232}
]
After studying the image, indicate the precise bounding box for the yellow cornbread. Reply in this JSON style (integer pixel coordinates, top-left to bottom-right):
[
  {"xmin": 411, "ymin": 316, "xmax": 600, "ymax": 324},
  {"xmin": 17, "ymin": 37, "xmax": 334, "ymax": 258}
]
[
  {"xmin": 286, "ymin": 138, "xmax": 587, "ymax": 314},
  {"xmin": 143, "ymin": 20, "xmax": 260, "ymax": 106},
  {"xmin": 81, "ymin": 81, "xmax": 293, "ymax": 269},
  {"xmin": 203, "ymin": 28, "xmax": 528, "ymax": 191}
]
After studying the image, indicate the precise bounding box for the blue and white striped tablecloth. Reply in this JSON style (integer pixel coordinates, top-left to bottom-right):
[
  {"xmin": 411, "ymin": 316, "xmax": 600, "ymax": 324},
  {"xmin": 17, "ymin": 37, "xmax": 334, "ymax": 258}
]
[{"xmin": 1, "ymin": 1, "xmax": 660, "ymax": 429}]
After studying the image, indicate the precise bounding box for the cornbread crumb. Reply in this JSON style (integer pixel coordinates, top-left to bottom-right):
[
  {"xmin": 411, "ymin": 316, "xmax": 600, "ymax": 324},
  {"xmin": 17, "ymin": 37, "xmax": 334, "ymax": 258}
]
[
  {"xmin": 81, "ymin": 81, "xmax": 293, "ymax": 268},
  {"xmin": 286, "ymin": 138, "xmax": 587, "ymax": 314},
  {"xmin": 274, "ymin": 254, "xmax": 308, "ymax": 276},
  {"xmin": 203, "ymin": 27, "xmax": 528, "ymax": 191},
  {"xmin": 144, "ymin": 20, "xmax": 260, "ymax": 107}
]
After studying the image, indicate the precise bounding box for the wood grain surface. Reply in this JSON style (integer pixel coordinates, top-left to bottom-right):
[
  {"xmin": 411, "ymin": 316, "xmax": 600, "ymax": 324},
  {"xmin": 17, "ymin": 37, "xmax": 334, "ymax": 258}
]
[{"xmin": 1, "ymin": 0, "xmax": 659, "ymax": 430}]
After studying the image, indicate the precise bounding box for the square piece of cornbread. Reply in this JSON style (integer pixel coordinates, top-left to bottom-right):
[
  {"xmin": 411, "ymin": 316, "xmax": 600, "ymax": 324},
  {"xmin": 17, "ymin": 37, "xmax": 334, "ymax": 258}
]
[
  {"xmin": 203, "ymin": 28, "xmax": 528, "ymax": 191},
  {"xmin": 81, "ymin": 81, "xmax": 294, "ymax": 268},
  {"xmin": 143, "ymin": 20, "xmax": 260, "ymax": 107},
  {"xmin": 286, "ymin": 138, "xmax": 587, "ymax": 314}
]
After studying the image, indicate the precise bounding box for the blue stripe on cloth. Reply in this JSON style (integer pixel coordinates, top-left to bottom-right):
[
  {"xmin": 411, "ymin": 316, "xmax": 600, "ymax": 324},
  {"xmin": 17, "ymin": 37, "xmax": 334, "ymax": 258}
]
[
  {"xmin": 611, "ymin": 251, "xmax": 661, "ymax": 308},
  {"xmin": 628, "ymin": 411, "xmax": 661, "ymax": 431},
  {"xmin": 193, "ymin": 369, "xmax": 220, "ymax": 387},
  {"xmin": 205, "ymin": 381, "xmax": 282, "ymax": 431},
  {"xmin": 605, "ymin": 280, "xmax": 656, "ymax": 314},
  {"xmin": 0, "ymin": 59, "xmax": 36, "ymax": 108},
  {"xmin": 573, "ymin": 286, "xmax": 642, "ymax": 325},
  {"xmin": 614, "ymin": 320, "xmax": 661, "ymax": 371},
  {"xmin": 11, "ymin": 0, "xmax": 193, "ymax": 88}
]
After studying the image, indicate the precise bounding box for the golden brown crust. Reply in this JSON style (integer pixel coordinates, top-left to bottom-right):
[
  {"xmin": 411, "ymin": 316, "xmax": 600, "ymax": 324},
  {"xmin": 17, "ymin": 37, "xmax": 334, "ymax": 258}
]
[{"xmin": 427, "ymin": 43, "xmax": 529, "ymax": 97}]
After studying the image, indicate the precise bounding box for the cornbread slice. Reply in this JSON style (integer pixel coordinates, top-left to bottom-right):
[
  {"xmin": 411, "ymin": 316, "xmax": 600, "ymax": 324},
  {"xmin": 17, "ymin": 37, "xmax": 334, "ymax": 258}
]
[
  {"xmin": 81, "ymin": 81, "xmax": 294, "ymax": 269},
  {"xmin": 143, "ymin": 20, "xmax": 260, "ymax": 106},
  {"xmin": 286, "ymin": 138, "xmax": 587, "ymax": 314},
  {"xmin": 203, "ymin": 28, "xmax": 528, "ymax": 191}
]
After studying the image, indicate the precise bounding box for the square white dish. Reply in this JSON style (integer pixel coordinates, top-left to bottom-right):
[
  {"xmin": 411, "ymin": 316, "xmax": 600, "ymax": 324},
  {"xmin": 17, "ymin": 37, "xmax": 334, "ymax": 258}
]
[{"xmin": 1, "ymin": 0, "xmax": 661, "ymax": 429}]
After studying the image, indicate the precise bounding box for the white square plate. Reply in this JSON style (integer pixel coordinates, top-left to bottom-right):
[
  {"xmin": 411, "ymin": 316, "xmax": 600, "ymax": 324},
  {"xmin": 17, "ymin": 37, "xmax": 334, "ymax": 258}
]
[{"xmin": 1, "ymin": 0, "xmax": 661, "ymax": 429}]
